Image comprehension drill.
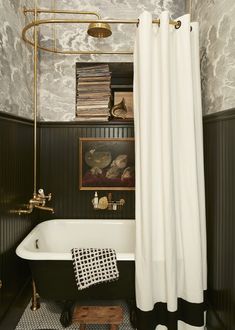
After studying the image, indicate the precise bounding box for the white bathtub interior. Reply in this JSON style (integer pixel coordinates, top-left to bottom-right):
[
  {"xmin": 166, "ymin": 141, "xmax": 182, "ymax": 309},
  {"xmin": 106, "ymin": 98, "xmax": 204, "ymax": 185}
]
[{"xmin": 16, "ymin": 219, "xmax": 135, "ymax": 261}]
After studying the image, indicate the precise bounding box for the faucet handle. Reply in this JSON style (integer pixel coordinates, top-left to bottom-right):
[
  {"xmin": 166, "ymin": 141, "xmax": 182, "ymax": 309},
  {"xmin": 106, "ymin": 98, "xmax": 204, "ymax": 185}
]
[
  {"xmin": 38, "ymin": 189, "xmax": 45, "ymax": 198},
  {"xmin": 47, "ymin": 193, "xmax": 52, "ymax": 201},
  {"xmin": 38, "ymin": 189, "xmax": 51, "ymax": 201}
]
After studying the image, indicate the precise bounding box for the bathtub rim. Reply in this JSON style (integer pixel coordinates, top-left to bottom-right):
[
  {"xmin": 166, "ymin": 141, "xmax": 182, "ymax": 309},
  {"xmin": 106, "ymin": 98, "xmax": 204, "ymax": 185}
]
[{"xmin": 16, "ymin": 219, "xmax": 135, "ymax": 262}]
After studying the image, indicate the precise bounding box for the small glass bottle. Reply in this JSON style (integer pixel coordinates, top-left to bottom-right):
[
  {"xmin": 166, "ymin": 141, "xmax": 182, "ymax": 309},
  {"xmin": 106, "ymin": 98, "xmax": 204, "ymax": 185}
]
[{"xmin": 93, "ymin": 191, "xmax": 98, "ymax": 209}]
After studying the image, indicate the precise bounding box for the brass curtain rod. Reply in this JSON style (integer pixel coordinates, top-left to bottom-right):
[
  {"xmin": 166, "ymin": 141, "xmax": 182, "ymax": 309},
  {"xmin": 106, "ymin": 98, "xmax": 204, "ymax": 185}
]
[
  {"xmin": 22, "ymin": 17, "xmax": 181, "ymax": 55},
  {"xmin": 23, "ymin": 18, "xmax": 180, "ymax": 26},
  {"xmin": 23, "ymin": 8, "xmax": 179, "ymax": 27}
]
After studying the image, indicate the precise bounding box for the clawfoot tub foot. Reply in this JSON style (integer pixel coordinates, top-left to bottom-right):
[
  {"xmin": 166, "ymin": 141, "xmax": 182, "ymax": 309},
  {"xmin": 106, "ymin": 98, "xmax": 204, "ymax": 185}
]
[
  {"xmin": 128, "ymin": 299, "xmax": 137, "ymax": 328},
  {"xmin": 30, "ymin": 279, "xmax": 40, "ymax": 311}
]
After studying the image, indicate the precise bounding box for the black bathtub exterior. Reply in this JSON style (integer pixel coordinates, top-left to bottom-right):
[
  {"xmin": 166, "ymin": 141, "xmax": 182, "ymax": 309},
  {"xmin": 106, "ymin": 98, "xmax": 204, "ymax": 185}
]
[{"xmin": 29, "ymin": 260, "xmax": 135, "ymax": 301}]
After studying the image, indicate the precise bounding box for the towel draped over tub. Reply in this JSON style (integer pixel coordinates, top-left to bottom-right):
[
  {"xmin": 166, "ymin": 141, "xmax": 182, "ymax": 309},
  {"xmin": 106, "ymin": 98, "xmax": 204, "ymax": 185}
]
[{"xmin": 71, "ymin": 248, "xmax": 119, "ymax": 290}]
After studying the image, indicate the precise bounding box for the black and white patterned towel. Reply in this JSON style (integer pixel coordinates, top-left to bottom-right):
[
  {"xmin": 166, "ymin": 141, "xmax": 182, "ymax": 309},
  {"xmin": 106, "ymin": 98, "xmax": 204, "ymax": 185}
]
[{"xmin": 71, "ymin": 248, "xmax": 119, "ymax": 290}]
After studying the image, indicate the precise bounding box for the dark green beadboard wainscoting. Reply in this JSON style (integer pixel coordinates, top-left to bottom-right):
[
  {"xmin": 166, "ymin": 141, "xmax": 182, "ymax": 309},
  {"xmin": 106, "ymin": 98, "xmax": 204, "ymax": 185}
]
[
  {"xmin": 203, "ymin": 108, "xmax": 235, "ymax": 330},
  {"xmin": 38, "ymin": 121, "xmax": 135, "ymax": 221},
  {"xmin": 0, "ymin": 113, "xmax": 35, "ymax": 323}
]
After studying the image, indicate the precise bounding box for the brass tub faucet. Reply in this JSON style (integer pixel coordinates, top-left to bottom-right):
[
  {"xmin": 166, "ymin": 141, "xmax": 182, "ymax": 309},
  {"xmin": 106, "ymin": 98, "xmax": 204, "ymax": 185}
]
[{"xmin": 11, "ymin": 189, "xmax": 54, "ymax": 215}]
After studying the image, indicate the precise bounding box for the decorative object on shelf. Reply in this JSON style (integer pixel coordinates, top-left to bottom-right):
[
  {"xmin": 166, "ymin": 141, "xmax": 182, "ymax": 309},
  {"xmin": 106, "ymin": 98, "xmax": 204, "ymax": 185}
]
[
  {"xmin": 111, "ymin": 98, "xmax": 128, "ymax": 119},
  {"xmin": 98, "ymin": 196, "xmax": 109, "ymax": 209},
  {"xmin": 76, "ymin": 64, "xmax": 111, "ymax": 122},
  {"xmin": 79, "ymin": 138, "xmax": 135, "ymax": 190},
  {"xmin": 107, "ymin": 192, "xmax": 113, "ymax": 210},
  {"xmin": 92, "ymin": 191, "xmax": 99, "ymax": 209},
  {"xmin": 113, "ymin": 92, "xmax": 133, "ymax": 119},
  {"xmin": 92, "ymin": 192, "xmax": 126, "ymax": 211}
]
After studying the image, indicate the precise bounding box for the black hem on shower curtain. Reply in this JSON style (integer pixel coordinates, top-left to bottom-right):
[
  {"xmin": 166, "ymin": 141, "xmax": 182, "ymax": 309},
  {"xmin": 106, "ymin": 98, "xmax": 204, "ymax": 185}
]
[{"xmin": 136, "ymin": 290, "xmax": 207, "ymax": 330}]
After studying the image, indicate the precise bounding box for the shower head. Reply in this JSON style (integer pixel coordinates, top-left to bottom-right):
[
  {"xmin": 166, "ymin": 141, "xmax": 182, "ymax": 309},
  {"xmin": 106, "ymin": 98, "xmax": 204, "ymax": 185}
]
[{"xmin": 87, "ymin": 22, "xmax": 112, "ymax": 38}]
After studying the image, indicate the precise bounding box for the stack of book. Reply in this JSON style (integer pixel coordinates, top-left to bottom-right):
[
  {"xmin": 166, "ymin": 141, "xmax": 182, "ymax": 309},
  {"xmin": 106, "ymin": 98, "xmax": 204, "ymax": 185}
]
[{"xmin": 76, "ymin": 64, "xmax": 111, "ymax": 121}]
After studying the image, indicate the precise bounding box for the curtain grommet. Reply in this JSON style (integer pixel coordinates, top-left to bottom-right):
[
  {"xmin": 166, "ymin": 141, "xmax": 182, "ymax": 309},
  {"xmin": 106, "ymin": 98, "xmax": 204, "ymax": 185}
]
[{"xmin": 175, "ymin": 20, "xmax": 181, "ymax": 29}]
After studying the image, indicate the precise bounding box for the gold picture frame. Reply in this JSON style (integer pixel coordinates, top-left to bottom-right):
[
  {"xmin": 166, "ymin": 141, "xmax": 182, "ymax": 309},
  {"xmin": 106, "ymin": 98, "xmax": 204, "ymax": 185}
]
[{"xmin": 79, "ymin": 138, "xmax": 135, "ymax": 190}]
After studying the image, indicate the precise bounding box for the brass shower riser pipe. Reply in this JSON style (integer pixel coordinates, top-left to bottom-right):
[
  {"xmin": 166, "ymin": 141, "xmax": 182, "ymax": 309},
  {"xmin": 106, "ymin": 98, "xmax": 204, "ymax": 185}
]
[{"xmin": 33, "ymin": 5, "xmax": 38, "ymax": 196}]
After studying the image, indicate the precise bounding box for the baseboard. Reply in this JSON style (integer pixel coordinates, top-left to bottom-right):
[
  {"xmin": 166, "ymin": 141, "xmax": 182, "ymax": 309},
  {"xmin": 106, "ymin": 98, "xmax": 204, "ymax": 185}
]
[
  {"xmin": 0, "ymin": 279, "xmax": 31, "ymax": 330},
  {"xmin": 206, "ymin": 301, "xmax": 226, "ymax": 330}
]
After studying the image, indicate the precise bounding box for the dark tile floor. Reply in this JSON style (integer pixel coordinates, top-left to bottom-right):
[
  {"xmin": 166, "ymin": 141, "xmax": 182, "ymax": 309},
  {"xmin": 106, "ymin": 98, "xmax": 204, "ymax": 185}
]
[
  {"xmin": 0, "ymin": 284, "xmax": 220, "ymax": 330},
  {"xmin": 15, "ymin": 299, "xmax": 134, "ymax": 330},
  {"xmin": 0, "ymin": 282, "xmax": 135, "ymax": 330}
]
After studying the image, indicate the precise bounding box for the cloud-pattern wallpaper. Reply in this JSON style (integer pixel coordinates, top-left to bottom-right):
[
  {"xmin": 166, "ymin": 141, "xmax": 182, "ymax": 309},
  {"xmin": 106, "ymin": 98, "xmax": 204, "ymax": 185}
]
[
  {"xmin": 0, "ymin": 0, "xmax": 33, "ymax": 119},
  {"xmin": 37, "ymin": 0, "xmax": 185, "ymax": 121},
  {"xmin": 1, "ymin": 1, "xmax": 234, "ymax": 120},
  {"xmin": 0, "ymin": 0, "xmax": 185, "ymax": 121},
  {"xmin": 191, "ymin": 0, "xmax": 235, "ymax": 114}
]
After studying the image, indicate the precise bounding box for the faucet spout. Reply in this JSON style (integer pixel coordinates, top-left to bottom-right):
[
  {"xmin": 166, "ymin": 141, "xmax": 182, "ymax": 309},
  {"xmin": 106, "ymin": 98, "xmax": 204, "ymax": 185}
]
[
  {"xmin": 12, "ymin": 189, "xmax": 54, "ymax": 215},
  {"xmin": 34, "ymin": 205, "xmax": 54, "ymax": 213},
  {"xmin": 10, "ymin": 208, "xmax": 33, "ymax": 215}
]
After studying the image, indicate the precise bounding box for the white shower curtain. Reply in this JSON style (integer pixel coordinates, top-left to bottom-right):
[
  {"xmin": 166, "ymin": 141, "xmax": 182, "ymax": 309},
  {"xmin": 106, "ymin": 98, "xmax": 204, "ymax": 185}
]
[{"xmin": 134, "ymin": 11, "xmax": 207, "ymax": 330}]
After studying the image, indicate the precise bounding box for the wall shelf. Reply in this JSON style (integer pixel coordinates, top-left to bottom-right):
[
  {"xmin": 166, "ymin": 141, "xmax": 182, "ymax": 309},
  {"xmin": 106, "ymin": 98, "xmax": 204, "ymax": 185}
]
[{"xmin": 75, "ymin": 62, "xmax": 133, "ymax": 123}]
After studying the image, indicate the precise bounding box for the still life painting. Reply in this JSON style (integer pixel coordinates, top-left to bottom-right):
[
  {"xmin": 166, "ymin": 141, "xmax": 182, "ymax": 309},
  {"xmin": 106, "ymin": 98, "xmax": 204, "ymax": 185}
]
[{"xmin": 79, "ymin": 138, "xmax": 135, "ymax": 190}]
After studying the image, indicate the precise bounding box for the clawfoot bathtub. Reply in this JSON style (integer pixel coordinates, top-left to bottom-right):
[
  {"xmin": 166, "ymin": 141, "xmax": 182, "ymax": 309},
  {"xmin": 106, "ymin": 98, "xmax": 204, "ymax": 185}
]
[{"xmin": 16, "ymin": 219, "xmax": 136, "ymax": 308}]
